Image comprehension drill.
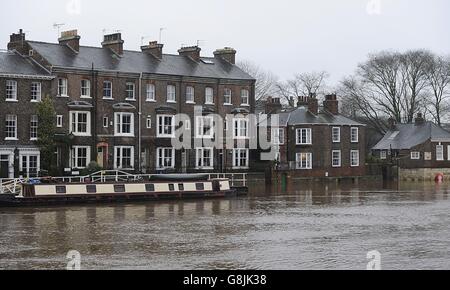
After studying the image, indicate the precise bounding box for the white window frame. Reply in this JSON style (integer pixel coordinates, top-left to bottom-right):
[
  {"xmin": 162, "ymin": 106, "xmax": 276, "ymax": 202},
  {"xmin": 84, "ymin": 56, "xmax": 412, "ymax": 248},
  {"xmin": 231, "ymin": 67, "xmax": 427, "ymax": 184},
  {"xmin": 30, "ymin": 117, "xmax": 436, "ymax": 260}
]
[
  {"xmin": 69, "ymin": 111, "xmax": 91, "ymax": 136},
  {"xmin": 157, "ymin": 115, "xmax": 175, "ymax": 138},
  {"xmin": 272, "ymin": 128, "xmax": 285, "ymax": 145},
  {"xmin": 114, "ymin": 146, "xmax": 134, "ymax": 170},
  {"xmin": 146, "ymin": 115, "xmax": 152, "ymax": 129},
  {"xmin": 81, "ymin": 79, "xmax": 91, "ymax": 98},
  {"xmin": 6, "ymin": 80, "xmax": 18, "ymax": 101},
  {"xmin": 20, "ymin": 152, "xmax": 40, "ymax": 178},
  {"xmin": 196, "ymin": 147, "xmax": 214, "ymax": 169},
  {"xmin": 103, "ymin": 81, "xmax": 113, "ymax": 99},
  {"xmin": 332, "ymin": 150, "xmax": 341, "ymax": 168},
  {"xmin": 332, "ymin": 127, "xmax": 341, "ymax": 143},
  {"xmin": 224, "ymin": 88, "xmax": 232, "ymax": 105},
  {"xmin": 114, "ymin": 112, "xmax": 134, "ymax": 137},
  {"xmin": 156, "ymin": 147, "xmax": 175, "ymax": 170},
  {"xmin": 296, "ymin": 152, "xmax": 313, "ymax": 170},
  {"xmin": 196, "ymin": 116, "xmax": 214, "ymax": 139},
  {"xmin": 436, "ymin": 145, "xmax": 444, "ymax": 161},
  {"xmin": 146, "ymin": 83, "xmax": 156, "ymax": 102},
  {"xmin": 205, "ymin": 87, "xmax": 214, "ymax": 104},
  {"xmin": 351, "ymin": 150, "xmax": 360, "ymax": 167},
  {"xmin": 233, "ymin": 148, "xmax": 249, "ymax": 169},
  {"xmin": 56, "ymin": 115, "xmax": 63, "ymax": 128},
  {"xmin": 71, "ymin": 146, "xmax": 91, "ymax": 169},
  {"xmin": 411, "ymin": 151, "xmax": 420, "ymax": 160},
  {"xmin": 125, "ymin": 82, "xmax": 136, "ymax": 101},
  {"xmin": 241, "ymin": 89, "xmax": 249, "ymax": 106},
  {"xmin": 30, "ymin": 115, "xmax": 38, "ymax": 141},
  {"xmin": 58, "ymin": 78, "xmax": 68, "ymax": 97},
  {"xmin": 186, "ymin": 86, "xmax": 195, "ymax": 103},
  {"xmin": 5, "ymin": 114, "xmax": 18, "ymax": 140},
  {"xmin": 233, "ymin": 118, "xmax": 249, "ymax": 139},
  {"xmin": 31, "ymin": 82, "xmax": 42, "ymax": 102},
  {"xmin": 296, "ymin": 128, "xmax": 312, "ymax": 145},
  {"xmin": 167, "ymin": 85, "xmax": 176, "ymax": 103},
  {"xmin": 351, "ymin": 127, "xmax": 359, "ymax": 143},
  {"xmin": 103, "ymin": 116, "xmax": 109, "ymax": 128},
  {"xmin": 380, "ymin": 151, "xmax": 387, "ymax": 160}
]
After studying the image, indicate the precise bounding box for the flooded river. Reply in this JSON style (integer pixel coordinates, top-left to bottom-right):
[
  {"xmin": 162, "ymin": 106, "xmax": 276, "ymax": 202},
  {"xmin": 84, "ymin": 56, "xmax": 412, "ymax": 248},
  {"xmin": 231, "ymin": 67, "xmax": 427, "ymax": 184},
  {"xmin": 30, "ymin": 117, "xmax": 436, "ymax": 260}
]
[{"xmin": 0, "ymin": 181, "xmax": 449, "ymax": 270}]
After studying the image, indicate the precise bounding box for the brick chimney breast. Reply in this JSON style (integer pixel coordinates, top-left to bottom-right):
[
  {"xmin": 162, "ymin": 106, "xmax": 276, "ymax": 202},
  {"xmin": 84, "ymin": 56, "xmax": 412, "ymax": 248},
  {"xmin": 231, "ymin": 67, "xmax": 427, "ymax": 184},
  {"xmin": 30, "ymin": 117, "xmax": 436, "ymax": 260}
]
[
  {"xmin": 323, "ymin": 94, "xmax": 339, "ymax": 115},
  {"xmin": 141, "ymin": 41, "xmax": 164, "ymax": 59},
  {"xmin": 102, "ymin": 33, "xmax": 124, "ymax": 56},
  {"xmin": 178, "ymin": 46, "xmax": 201, "ymax": 62},
  {"xmin": 308, "ymin": 98, "xmax": 319, "ymax": 115},
  {"xmin": 7, "ymin": 29, "xmax": 26, "ymax": 52},
  {"xmin": 415, "ymin": 113, "xmax": 425, "ymax": 125},
  {"xmin": 59, "ymin": 30, "xmax": 80, "ymax": 53},
  {"xmin": 213, "ymin": 47, "xmax": 237, "ymax": 64}
]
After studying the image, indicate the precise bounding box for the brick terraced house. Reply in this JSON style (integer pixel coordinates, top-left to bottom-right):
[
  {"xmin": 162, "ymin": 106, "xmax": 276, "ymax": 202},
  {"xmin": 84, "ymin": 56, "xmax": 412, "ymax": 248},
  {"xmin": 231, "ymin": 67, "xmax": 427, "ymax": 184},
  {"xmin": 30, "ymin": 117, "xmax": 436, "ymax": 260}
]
[
  {"xmin": 1, "ymin": 29, "xmax": 256, "ymax": 177},
  {"xmin": 264, "ymin": 94, "xmax": 366, "ymax": 178}
]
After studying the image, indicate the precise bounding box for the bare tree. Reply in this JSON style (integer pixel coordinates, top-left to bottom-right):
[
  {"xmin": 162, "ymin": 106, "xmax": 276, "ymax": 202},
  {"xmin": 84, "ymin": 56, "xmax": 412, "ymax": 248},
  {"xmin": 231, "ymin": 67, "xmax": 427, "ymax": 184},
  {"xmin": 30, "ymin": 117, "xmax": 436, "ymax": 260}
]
[
  {"xmin": 237, "ymin": 60, "xmax": 278, "ymax": 101},
  {"xmin": 276, "ymin": 71, "xmax": 329, "ymax": 107},
  {"xmin": 424, "ymin": 55, "xmax": 450, "ymax": 126},
  {"xmin": 400, "ymin": 50, "xmax": 434, "ymax": 123}
]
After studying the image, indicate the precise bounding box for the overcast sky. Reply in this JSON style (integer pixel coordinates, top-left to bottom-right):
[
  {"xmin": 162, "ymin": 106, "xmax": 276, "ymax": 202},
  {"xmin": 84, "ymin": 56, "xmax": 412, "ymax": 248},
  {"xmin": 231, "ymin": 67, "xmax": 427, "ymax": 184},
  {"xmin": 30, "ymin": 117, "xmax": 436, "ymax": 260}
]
[{"xmin": 1, "ymin": 0, "xmax": 449, "ymax": 85}]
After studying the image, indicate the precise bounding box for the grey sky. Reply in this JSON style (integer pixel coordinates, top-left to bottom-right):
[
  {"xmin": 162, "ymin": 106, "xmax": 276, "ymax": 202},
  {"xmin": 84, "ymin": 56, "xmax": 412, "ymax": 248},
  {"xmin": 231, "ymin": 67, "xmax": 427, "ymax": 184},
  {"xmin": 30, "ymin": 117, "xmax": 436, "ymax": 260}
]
[{"xmin": 1, "ymin": 0, "xmax": 449, "ymax": 85}]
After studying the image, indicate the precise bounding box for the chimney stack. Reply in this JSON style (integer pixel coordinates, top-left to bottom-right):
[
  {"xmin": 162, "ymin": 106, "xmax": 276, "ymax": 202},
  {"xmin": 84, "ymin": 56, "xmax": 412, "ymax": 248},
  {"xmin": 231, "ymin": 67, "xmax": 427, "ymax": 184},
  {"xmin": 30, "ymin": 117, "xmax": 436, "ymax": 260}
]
[
  {"xmin": 102, "ymin": 33, "xmax": 124, "ymax": 56},
  {"xmin": 141, "ymin": 41, "xmax": 164, "ymax": 59},
  {"xmin": 297, "ymin": 96, "xmax": 309, "ymax": 107},
  {"xmin": 59, "ymin": 30, "xmax": 80, "ymax": 52},
  {"xmin": 323, "ymin": 94, "xmax": 339, "ymax": 115},
  {"xmin": 265, "ymin": 96, "xmax": 282, "ymax": 114},
  {"xmin": 308, "ymin": 97, "xmax": 319, "ymax": 115},
  {"xmin": 7, "ymin": 29, "xmax": 26, "ymax": 52},
  {"xmin": 178, "ymin": 46, "xmax": 201, "ymax": 62},
  {"xmin": 415, "ymin": 113, "xmax": 425, "ymax": 125},
  {"xmin": 388, "ymin": 117, "xmax": 397, "ymax": 130},
  {"xmin": 213, "ymin": 47, "xmax": 237, "ymax": 64}
]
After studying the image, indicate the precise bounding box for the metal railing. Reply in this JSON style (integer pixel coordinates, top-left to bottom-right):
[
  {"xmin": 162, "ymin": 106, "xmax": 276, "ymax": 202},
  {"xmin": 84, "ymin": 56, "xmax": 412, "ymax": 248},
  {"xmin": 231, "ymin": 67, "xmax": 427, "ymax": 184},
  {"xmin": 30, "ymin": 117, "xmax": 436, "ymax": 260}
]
[{"xmin": 0, "ymin": 178, "xmax": 25, "ymax": 195}]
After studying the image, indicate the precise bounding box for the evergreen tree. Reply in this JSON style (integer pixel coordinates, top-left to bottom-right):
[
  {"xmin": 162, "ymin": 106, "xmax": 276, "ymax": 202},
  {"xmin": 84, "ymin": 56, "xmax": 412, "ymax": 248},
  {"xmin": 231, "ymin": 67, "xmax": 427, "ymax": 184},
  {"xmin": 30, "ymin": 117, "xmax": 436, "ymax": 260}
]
[{"xmin": 36, "ymin": 95, "xmax": 56, "ymax": 175}]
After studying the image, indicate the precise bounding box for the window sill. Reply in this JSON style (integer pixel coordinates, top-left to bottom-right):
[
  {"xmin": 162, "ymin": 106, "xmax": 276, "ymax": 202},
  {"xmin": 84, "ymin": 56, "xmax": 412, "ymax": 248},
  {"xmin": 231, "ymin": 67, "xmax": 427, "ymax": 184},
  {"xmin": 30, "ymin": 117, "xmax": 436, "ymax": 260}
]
[
  {"xmin": 71, "ymin": 133, "xmax": 92, "ymax": 137},
  {"xmin": 125, "ymin": 99, "xmax": 136, "ymax": 102},
  {"xmin": 80, "ymin": 96, "xmax": 92, "ymax": 99},
  {"xmin": 205, "ymin": 102, "xmax": 215, "ymax": 106},
  {"xmin": 186, "ymin": 101, "xmax": 196, "ymax": 105},
  {"xmin": 196, "ymin": 167, "xmax": 214, "ymax": 170},
  {"xmin": 30, "ymin": 138, "xmax": 38, "ymax": 141},
  {"xmin": 241, "ymin": 104, "xmax": 250, "ymax": 107},
  {"xmin": 5, "ymin": 99, "xmax": 18, "ymax": 102},
  {"xmin": 157, "ymin": 135, "xmax": 176, "ymax": 138},
  {"xmin": 4, "ymin": 138, "xmax": 18, "ymax": 141},
  {"xmin": 224, "ymin": 103, "xmax": 233, "ymax": 106},
  {"xmin": 102, "ymin": 97, "xmax": 114, "ymax": 100},
  {"xmin": 114, "ymin": 134, "xmax": 135, "ymax": 137},
  {"xmin": 57, "ymin": 95, "xmax": 69, "ymax": 98},
  {"xmin": 30, "ymin": 100, "xmax": 41, "ymax": 103},
  {"xmin": 232, "ymin": 167, "xmax": 249, "ymax": 170},
  {"xmin": 296, "ymin": 143, "xmax": 312, "ymax": 146},
  {"xmin": 166, "ymin": 101, "xmax": 177, "ymax": 104},
  {"xmin": 146, "ymin": 100, "xmax": 157, "ymax": 103}
]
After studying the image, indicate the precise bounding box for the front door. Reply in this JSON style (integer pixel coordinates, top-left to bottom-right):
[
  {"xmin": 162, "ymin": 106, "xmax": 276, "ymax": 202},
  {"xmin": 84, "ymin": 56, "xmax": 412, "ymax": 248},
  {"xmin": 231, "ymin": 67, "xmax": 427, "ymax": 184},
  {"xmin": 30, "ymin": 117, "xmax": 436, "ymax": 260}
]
[
  {"xmin": 97, "ymin": 147, "xmax": 104, "ymax": 168},
  {"xmin": 0, "ymin": 155, "xmax": 9, "ymax": 178}
]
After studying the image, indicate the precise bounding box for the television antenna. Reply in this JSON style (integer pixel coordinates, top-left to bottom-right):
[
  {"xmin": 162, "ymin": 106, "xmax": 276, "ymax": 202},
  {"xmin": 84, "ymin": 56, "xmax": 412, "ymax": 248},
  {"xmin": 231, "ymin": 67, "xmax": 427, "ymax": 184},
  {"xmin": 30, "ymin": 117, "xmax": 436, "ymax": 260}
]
[
  {"xmin": 53, "ymin": 23, "xmax": 65, "ymax": 38},
  {"xmin": 159, "ymin": 27, "xmax": 166, "ymax": 43}
]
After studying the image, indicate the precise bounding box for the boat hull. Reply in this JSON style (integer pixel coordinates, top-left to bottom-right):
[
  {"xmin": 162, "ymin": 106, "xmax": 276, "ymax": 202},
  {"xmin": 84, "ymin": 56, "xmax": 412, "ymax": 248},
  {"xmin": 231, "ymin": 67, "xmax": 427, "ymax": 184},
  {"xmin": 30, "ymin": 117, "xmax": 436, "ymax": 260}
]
[{"xmin": 0, "ymin": 190, "xmax": 239, "ymax": 207}]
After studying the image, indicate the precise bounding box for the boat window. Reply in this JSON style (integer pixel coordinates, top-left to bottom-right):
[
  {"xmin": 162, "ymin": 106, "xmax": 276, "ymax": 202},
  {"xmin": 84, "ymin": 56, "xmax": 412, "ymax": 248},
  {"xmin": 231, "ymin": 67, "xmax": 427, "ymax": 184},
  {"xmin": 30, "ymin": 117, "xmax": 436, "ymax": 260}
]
[
  {"xmin": 178, "ymin": 184, "xmax": 184, "ymax": 191},
  {"xmin": 196, "ymin": 183, "xmax": 205, "ymax": 191},
  {"xmin": 86, "ymin": 185, "xmax": 97, "ymax": 193},
  {"xmin": 56, "ymin": 186, "xmax": 66, "ymax": 194},
  {"xmin": 114, "ymin": 184, "xmax": 126, "ymax": 193},
  {"xmin": 145, "ymin": 184, "xmax": 155, "ymax": 192},
  {"xmin": 169, "ymin": 184, "xmax": 175, "ymax": 191}
]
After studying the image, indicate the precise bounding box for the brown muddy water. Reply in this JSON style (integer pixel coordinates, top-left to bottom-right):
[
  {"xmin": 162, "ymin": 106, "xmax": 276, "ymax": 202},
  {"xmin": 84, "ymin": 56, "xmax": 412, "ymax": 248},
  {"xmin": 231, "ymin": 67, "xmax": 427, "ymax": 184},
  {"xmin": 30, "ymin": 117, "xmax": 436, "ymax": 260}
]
[{"xmin": 0, "ymin": 180, "xmax": 449, "ymax": 270}]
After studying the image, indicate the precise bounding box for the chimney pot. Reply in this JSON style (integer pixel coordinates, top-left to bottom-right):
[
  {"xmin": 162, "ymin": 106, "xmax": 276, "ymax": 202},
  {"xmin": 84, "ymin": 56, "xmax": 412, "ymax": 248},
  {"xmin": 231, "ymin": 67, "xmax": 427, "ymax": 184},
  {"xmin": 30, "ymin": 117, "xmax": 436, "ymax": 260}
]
[
  {"xmin": 213, "ymin": 47, "xmax": 237, "ymax": 64},
  {"xmin": 7, "ymin": 29, "xmax": 26, "ymax": 52},
  {"xmin": 102, "ymin": 33, "xmax": 124, "ymax": 56},
  {"xmin": 323, "ymin": 94, "xmax": 339, "ymax": 115},
  {"xmin": 141, "ymin": 41, "xmax": 164, "ymax": 59},
  {"xmin": 59, "ymin": 29, "xmax": 81, "ymax": 52},
  {"xmin": 178, "ymin": 46, "xmax": 201, "ymax": 62}
]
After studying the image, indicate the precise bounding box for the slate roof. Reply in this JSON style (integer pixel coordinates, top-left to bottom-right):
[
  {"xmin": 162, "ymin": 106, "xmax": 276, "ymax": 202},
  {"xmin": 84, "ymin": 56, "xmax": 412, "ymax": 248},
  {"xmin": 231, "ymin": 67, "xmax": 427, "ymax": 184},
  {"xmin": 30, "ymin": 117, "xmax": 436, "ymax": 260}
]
[
  {"xmin": 27, "ymin": 41, "xmax": 255, "ymax": 80},
  {"xmin": 0, "ymin": 51, "xmax": 50, "ymax": 76},
  {"xmin": 372, "ymin": 121, "xmax": 450, "ymax": 150}
]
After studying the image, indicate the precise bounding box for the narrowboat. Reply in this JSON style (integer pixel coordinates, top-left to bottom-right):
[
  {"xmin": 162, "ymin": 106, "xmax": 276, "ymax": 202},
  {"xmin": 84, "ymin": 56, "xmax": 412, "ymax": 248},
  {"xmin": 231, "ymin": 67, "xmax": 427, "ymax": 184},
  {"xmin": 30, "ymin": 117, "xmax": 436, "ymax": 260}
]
[{"xmin": 0, "ymin": 175, "xmax": 239, "ymax": 207}]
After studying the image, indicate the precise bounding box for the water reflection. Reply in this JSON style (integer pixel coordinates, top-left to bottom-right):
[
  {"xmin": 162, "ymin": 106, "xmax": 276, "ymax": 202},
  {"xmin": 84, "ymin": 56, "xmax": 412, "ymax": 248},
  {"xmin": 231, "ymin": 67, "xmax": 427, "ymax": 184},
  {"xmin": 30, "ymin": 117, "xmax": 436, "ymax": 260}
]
[{"xmin": 0, "ymin": 180, "xmax": 449, "ymax": 270}]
